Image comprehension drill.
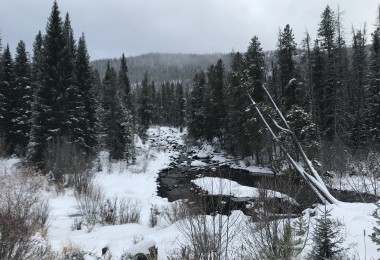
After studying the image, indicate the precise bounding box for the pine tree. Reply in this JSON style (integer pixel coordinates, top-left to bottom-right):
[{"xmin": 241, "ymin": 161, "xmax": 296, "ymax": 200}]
[
  {"xmin": 118, "ymin": 54, "xmax": 135, "ymax": 163},
  {"xmin": 176, "ymin": 83, "xmax": 186, "ymax": 131},
  {"xmin": 31, "ymin": 31, "xmax": 43, "ymax": 94},
  {"xmin": 75, "ymin": 34, "xmax": 97, "ymax": 154},
  {"xmin": 208, "ymin": 59, "xmax": 226, "ymax": 141},
  {"xmin": 371, "ymin": 202, "xmax": 380, "ymax": 250},
  {"xmin": 368, "ymin": 6, "xmax": 380, "ymax": 147},
  {"xmin": 333, "ymin": 7, "xmax": 351, "ymax": 144},
  {"xmin": 317, "ymin": 5, "xmax": 337, "ymax": 141},
  {"xmin": 308, "ymin": 206, "xmax": 345, "ymax": 260},
  {"xmin": 243, "ymin": 36, "xmax": 266, "ymax": 164},
  {"xmin": 277, "ymin": 24, "xmax": 298, "ymax": 110},
  {"xmin": 11, "ymin": 40, "xmax": 33, "ymax": 156},
  {"xmin": 225, "ymin": 52, "xmax": 249, "ymax": 156},
  {"xmin": 350, "ymin": 27, "xmax": 368, "ymax": 148},
  {"xmin": 62, "ymin": 13, "xmax": 78, "ymax": 138},
  {"xmin": 138, "ymin": 71, "xmax": 153, "ymax": 142},
  {"xmin": 0, "ymin": 45, "xmax": 14, "ymax": 154},
  {"xmin": 119, "ymin": 53, "xmax": 133, "ymax": 111},
  {"xmin": 189, "ymin": 71, "xmax": 207, "ymax": 140},
  {"xmin": 28, "ymin": 1, "xmax": 66, "ymax": 167},
  {"xmin": 100, "ymin": 63, "xmax": 127, "ymax": 160}
]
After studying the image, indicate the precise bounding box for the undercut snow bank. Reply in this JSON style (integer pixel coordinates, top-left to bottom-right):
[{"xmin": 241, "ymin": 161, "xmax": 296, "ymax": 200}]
[{"xmin": 191, "ymin": 177, "xmax": 298, "ymax": 205}]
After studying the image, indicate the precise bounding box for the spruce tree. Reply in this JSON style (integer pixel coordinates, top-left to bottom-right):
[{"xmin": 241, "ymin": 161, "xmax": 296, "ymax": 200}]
[
  {"xmin": 308, "ymin": 206, "xmax": 345, "ymax": 260},
  {"xmin": 189, "ymin": 71, "xmax": 207, "ymax": 140},
  {"xmin": 208, "ymin": 59, "xmax": 226, "ymax": 141},
  {"xmin": 350, "ymin": 27, "xmax": 368, "ymax": 148},
  {"xmin": 75, "ymin": 34, "xmax": 97, "ymax": 154},
  {"xmin": 277, "ymin": 24, "xmax": 298, "ymax": 110},
  {"xmin": 371, "ymin": 202, "xmax": 380, "ymax": 251},
  {"xmin": 100, "ymin": 63, "xmax": 126, "ymax": 160},
  {"xmin": 31, "ymin": 31, "xmax": 43, "ymax": 94},
  {"xmin": 368, "ymin": 7, "xmax": 380, "ymax": 147},
  {"xmin": 118, "ymin": 54, "xmax": 135, "ymax": 163},
  {"xmin": 28, "ymin": 1, "xmax": 66, "ymax": 167},
  {"xmin": 317, "ymin": 5, "xmax": 337, "ymax": 141},
  {"xmin": 176, "ymin": 83, "xmax": 186, "ymax": 131},
  {"xmin": 0, "ymin": 45, "xmax": 14, "ymax": 154},
  {"xmin": 138, "ymin": 71, "xmax": 153, "ymax": 142},
  {"xmin": 62, "ymin": 13, "xmax": 78, "ymax": 138},
  {"xmin": 333, "ymin": 8, "xmax": 351, "ymax": 144},
  {"xmin": 225, "ymin": 52, "xmax": 249, "ymax": 156},
  {"xmin": 11, "ymin": 40, "xmax": 32, "ymax": 156},
  {"xmin": 243, "ymin": 36, "xmax": 266, "ymax": 164}
]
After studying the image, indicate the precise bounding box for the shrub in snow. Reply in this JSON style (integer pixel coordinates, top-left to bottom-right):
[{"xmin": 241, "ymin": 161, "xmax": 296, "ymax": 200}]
[
  {"xmin": 119, "ymin": 198, "xmax": 141, "ymax": 224},
  {"xmin": 149, "ymin": 204, "xmax": 159, "ymax": 227},
  {"xmin": 44, "ymin": 136, "xmax": 94, "ymax": 194},
  {"xmin": 58, "ymin": 242, "xmax": 86, "ymax": 260},
  {"xmin": 76, "ymin": 184, "xmax": 105, "ymax": 232},
  {"xmin": 99, "ymin": 197, "xmax": 118, "ymax": 225},
  {"xmin": 0, "ymin": 172, "xmax": 51, "ymax": 259},
  {"xmin": 76, "ymin": 188, "xmax": 142, "ymax": 231},
  {"xmin": 162, "ymin": 200, "xmax": 189, "ymax": 225}
]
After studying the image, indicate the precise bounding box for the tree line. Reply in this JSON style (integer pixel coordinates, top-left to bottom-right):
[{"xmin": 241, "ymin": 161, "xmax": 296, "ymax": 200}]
[
  {"xmin": 188, "ymin": 5, "xmax": 380, "ymax": 170},
  {"xmin": 0, "ymin": 1, "xmax": 190, "ymax": 172},
  {"xmin": 1, "ymin": 2, "xmax": 380, "ymax": 174}
]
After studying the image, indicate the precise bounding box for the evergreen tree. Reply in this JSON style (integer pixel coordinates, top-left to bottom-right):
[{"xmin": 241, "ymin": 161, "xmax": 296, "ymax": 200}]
[
  {"xmin": 28, "ymin": 1, "xmax": 66, "ymax": 167},
  {"xmin": 11, "ymin": 40, "xmax": 32, "ymax": 156},
  {"xmin": 176, "ymin": 83, "xmax": 186, "ymax": 131},
  {"xmin": 138, "ymin": 71, "xmax": 153, "ymax": 142},
  {"xmin": 225, "ymin": 52, "xmax": 249, "ymax": 156},
  {"xmin": 243, "ymin": 36, "xmax": 266, "ymax": 164},
  {"xmin": 118, "ymin": 54, "xmax": 135, "ymax": 163},
  {"xmin": 371, "ymin": 202, "xmax": 380, "ymax": 251},
  {"xmin": 333, "ymin": 8, "xmax": 351, "ymax": 144},
  {"xmin": 119, "ymin": 53, "xmax": 133, "ymax": 111},
  {"xmin": 62, "ymin": 13, "xmax": 78, "ymax": 138},
  {"xmin": 31, "ymin": 31, "xmax": 43, "ymax": 95},
  {"xmin": 368, "ymin": 7, "xmax": 380, "ymax": 147},
  {"xmin": 311, "ymin": 39, "xmax": 325, "ymax": 135},
  {"xmin": 350, "ymin": 27, "xmax": 368, "ymax": 148},
  {"xmin": 0, "ymin": 45, "xmax": 14, "ymax": 154},
  {"xmin": 277, "ymin": 24, "xmax": 298, "ymax": 110},
  {"xmin": 75, "ymin": 34, "xmax": 97, "ymax": 154},
  {"xmin": 100, "ymin": 63, "xmax": 127, "ymax": 159},
  {"xmin": 317, "ymin": 5, "xmax": 337, "ymax": 141},
  {"xmin": 308, "ymin": 206, "xmax": 345, "ymax": 260},
  {"xmin": 189, "ymin": 71, "xmax": 207, "ymax": 139},
  {"xmin": 208, "ymin": 59, "xmax": 226, "ymax": 141}
]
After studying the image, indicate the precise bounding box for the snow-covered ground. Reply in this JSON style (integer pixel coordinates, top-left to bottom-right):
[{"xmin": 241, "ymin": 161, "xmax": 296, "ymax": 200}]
[{"xmin": 2, "ymin": 126, "xmax": 380, "ymax": 259}]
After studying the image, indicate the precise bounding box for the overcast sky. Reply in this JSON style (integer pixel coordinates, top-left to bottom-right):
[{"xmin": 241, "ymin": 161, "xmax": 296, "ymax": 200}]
[{"xmin": 0, "ymin": 0, "xmax": 379, "ymax": 60}]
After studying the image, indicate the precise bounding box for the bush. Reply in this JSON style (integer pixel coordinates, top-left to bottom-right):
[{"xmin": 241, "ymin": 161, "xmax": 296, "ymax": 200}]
[
  {"xmin": 100, "ymin": 197, "xmax": 118, "ymax": 225},
  {"xmin": 44, "ymin": 136, "xmax": 94, "ymax": 194},
  {"xmin": 119, "ymin": 199, "xmax": 141, "ymax": 224},
  {"xmin": 149, "ymin": 204, "xmax": 159, "ymax": 228},
  {"xmin": 76, "ymin": 186, "xmax": 142, "ymax": 231},
  {"xmin": 76, "ymin": 184, "xmax": 105, "ymax": 232},
  {"xmin": 162, "ymin": 200, "xmax": 189, "ymax": 225},
  {"xmin": 57, "ymin": 242, "xmax": 86, "ymax": 260},
  {"xmin": 0, "ymin": 172, "xmax": 50, "ymax": 259}
]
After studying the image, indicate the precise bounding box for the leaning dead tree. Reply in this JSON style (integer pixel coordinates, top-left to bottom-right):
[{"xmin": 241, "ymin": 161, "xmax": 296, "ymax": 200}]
[{"xmin": 247, "ymin": 84, "xmax": 340, "ymax": 205}]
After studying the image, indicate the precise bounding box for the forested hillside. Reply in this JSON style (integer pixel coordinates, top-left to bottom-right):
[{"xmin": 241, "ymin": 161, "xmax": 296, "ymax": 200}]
[{"xmin": 91, "ymin": 53, "xmax": 232, "ymax": 86}]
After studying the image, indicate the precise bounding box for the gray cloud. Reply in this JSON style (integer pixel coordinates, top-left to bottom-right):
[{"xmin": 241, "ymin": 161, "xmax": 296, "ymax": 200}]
[{"xmin": 0, "ymin": 0, "xmax": 378, "ymax": 60}]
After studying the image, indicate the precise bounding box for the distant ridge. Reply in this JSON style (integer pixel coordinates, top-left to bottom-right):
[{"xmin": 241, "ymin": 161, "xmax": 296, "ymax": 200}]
[{"xmin": 91, "ymin": 52, "xmax": 231, "ymax": 87}]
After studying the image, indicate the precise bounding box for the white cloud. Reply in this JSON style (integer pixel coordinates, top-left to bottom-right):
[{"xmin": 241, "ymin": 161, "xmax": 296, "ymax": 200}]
[{"xmin": 0, "ymin": 0, "xmax": 378, "ymax": 59}]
